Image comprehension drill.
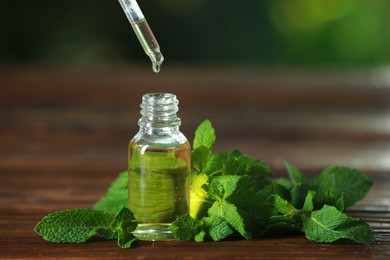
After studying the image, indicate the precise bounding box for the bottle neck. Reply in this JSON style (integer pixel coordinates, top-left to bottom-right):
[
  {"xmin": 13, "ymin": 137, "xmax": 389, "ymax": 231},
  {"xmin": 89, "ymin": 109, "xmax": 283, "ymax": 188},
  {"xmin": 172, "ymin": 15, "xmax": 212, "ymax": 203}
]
[{"xmin": 138, "ymin": 93, "xmax": 181, "ymax": 133}]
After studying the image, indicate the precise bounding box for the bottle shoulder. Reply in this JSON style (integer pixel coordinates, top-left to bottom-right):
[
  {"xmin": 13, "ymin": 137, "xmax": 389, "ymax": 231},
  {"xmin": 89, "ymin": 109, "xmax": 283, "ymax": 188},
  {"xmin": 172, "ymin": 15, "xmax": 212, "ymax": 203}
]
[{"xmin": 130, "ymin": 129, "xmax": 189, "ymax": 149}]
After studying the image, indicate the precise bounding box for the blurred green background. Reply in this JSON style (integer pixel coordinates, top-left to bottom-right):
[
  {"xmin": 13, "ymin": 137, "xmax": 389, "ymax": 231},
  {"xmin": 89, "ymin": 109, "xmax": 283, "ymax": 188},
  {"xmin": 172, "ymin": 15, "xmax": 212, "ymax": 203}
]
[{"xmin": 1, "ymin": 0, "xmax": 390, "ymax": 67}]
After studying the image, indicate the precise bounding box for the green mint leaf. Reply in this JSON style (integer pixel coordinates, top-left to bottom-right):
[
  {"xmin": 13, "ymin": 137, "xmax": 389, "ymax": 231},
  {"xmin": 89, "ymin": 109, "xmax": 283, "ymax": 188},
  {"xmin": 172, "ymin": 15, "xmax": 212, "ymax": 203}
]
[
  {"xmin": 258, "ymin": 181, "xmax": 289, "ymax": 200},
  {"xmin": 208, "ymin": 199, "xmax": 250, "ymax": 239},
  {"xmin": 302, "ymin": 191, "xmax": 316, "ymax": 212},
  {"xmin": 203, "ymin": 150, "xmax": 231, "ymax": 176},
  {"xmin": 272, "ymin": 194, "xmax": 298, "ymax": 217},
  {"xmin": 201, "ymin": 216, "xmax": 233, "ymax": 241},
  {"xmin": 94, "ymin": 171, "xmax": 128, "ymax": 214},
  {"xmin": 110, "ymin": 207, "xmax": 137, "ymax": 233},
  {"xmin": 285, "ymin": 162, "xmax": 308, "ymax": 185},
  {"xmin": 169, "ymin": 214, "xmax": 200, "ymax": 241},
  {"xmin": 268, "ymin": 192, "xmax": 316, "ymax": 234},
  {"xmin": 208, "ymin": 175, "xmax": 243, "ymax": 200},
  {"xmin": 208, "ymin": 175, "xmax": 275, "ymax": 238},
  {"xmin": 191, "ymin": 146, "xmax": 212, "ymax": 173},
  {"xmin": 335, "ymin": 192, "xmax": 345, "ymax": 212},
  {"xmin": 203, "ymin": 149, "xmax": 272, "ymax": 180},
  {"xmin": 207, "ymin": 175, "xmax": 252, "ymax": 239},
  {"xmin": 118, "ymin": 232, "xmax": 138, "ymax": 248},
  {"xmin": 110, "ymin": 207, "xmax": 138, "ymax": 248},
  {"xmin": 193, "ymin": 119, "xmax": 216, "ymax": 150},
  {"xmin": 194, "ymin": 230, "xmax": 206, "ymax": 242},
  {"xmin": 302, "ymin": 205, "xmax": 373, "ymax": 245},
  {"xmin": 34, "ymin": 209, "xmax": 115, "ymax": 243},
  {"xmin": 208, "ymin": 175, "xmax": 269, "ymax": 239},
  {"xmin": 312, "ymin": 166, "xmax": 373, "ymax": 209},
  {"xmin": 284, "ymin": 163, "xmax": 310, "ymax": 209},
  {"xmin": 312, "ymin": 170, "xmax": 337, "ymax": 207},
  {"xmin": 289, "ymin": 183, "xmax": 310, "ymax": 209},
  {"xmin": 273, "ymin": 177, "xmax": 293, "ymax": 190},
  {"xmin": 190, "ymin": 173, "xmax": 213, "ymax": 219}
]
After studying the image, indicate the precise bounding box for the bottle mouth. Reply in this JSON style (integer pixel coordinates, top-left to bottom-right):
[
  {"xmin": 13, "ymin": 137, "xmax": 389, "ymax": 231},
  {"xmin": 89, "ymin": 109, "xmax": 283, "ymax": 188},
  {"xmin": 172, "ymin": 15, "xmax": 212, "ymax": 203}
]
[
  {"xmin": 139, "ymin": 93, "xmax": 181, "ymax": 128},
  {"xmin": 142, "ymin": 93, "xmax": 178, "ymax": 106}
]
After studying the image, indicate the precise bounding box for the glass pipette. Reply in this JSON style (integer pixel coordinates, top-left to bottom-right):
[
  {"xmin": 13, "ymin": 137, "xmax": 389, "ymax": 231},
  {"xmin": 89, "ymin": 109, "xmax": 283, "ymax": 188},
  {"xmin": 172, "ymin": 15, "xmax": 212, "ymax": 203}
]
[{"xmin": 118, "ymin": 0, "xmax": 164, "ymax": 73}]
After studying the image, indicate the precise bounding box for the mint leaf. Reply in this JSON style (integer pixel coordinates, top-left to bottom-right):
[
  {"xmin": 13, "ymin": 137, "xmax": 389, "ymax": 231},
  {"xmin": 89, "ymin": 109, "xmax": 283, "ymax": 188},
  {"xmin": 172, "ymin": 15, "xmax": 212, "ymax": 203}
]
[
  {"xmin": 272, "ymin": 194, "xmax": 298, "ymax": 217},
  {"xmin": 335, "ymin": 193, "xmax": 345, "ymax": 212},
  {"xmin": 273, "ymin": 177, "xmax": 293, "ymax": 190},
  {"xmin": 193, "ymin": 119, "xmax": 216, "ymax": 150},
  {"xmin": 284, "ymin": 163, "xmax": 310, "ymax": 209},
  {"xmin": 285, "ymin": 162, "xmax": 308, "ymax": 185},
  {"xmin": 302, "ymin": 191, "xmax": 316, "ymax": 212},
  {"xmin": 207, "ymin": 174, "xmax": 276, "ymax": 238},
  {"xmin": 117, "ymin": 232, "xmax": 137, "ymax": 248},
  {"xmin": 169, "ymin": 214, "xmax": 200, "ymax": 241},
  {"xmin": 258, "ymin": 181, "xmax": 289, "ymax": 200},
  {"xmin": 268, "ymin": 194, "xmax": 301, "ymax": 231},
  {"xmin": 34, "ymin": 209, "xmax": 115, "ymax": 243},
  {"xmin": 203, "ymin": 150, "xmax": 231, "ymax": 176},
  {"xmin": 34, "ymin": 207, "xmax": 138, "ymax": 248},
  {"xmin": 194, "ymin": 230, "xmax": 206, "ymax": 242},
  {"xmin": 190, "ymin": 172, "xmax": 213, "ymax": 219},
  {"xmin": 207, "ymin": 175, "xmax": 253, "ymax": 239},
  {"xmin": 110, "ymin": 207, "xmax": 138, "ymax": 248},
  {"xmin": 203, "ymin": 149, "xmax": 272, "ymax": 180},
  {"xmin": 94, "ymin": 171, "xmax": 128, "ymax": 214},
  {"xmin": 302, "ymin": 205, "xmax": 373, "ymax": 245},
  {"xmin": 208, "ymin": 199, "xmax": 249, "ymax": 239},
  {"xmin": 191, "ymin": 146, "xmax": 212, "ymax": 173},
  {"xmin": 290, "ymin": 183, "xmax": 310, "ymax": 209},
  {"xmin": 201, "ymin": 216, "xmax": 233, "ymax": 241},
  {"xmin": 266, "ymin": 192, "xmax": 310, "ymax": 235},
  {"xmin": 312, "ymin": 166, "xmax": 373, "ymax": 209},
  {"xmin": 208, "ymin": 175, "xmax": 243, "ymax": 200}
]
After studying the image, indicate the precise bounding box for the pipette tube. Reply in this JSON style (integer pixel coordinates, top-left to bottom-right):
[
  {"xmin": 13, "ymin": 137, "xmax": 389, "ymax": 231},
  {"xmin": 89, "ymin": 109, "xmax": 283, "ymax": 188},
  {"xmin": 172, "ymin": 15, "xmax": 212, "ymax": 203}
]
[{"xmin": 118, "ymin": 0, "xmax": 164, "ymax": 73}]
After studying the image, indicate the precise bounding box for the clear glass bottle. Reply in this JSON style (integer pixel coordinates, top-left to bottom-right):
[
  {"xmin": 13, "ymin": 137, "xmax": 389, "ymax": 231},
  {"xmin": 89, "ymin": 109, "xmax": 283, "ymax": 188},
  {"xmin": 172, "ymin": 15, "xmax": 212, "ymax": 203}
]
[{"xmin": 128, "ymin": 93, "xmax": 191, "ymax": 241}]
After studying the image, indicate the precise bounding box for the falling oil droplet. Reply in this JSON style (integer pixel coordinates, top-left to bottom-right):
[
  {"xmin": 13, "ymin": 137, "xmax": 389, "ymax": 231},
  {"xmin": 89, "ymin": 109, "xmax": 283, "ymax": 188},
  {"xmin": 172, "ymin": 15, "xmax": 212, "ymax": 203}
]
[{"xmin": 152, "ymin": 63, "xmax": 160, "ymax": 73}]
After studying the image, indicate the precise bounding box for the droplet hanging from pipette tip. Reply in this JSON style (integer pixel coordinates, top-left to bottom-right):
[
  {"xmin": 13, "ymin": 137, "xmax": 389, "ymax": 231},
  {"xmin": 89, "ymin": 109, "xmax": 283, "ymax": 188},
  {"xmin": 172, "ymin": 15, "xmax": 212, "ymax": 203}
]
[
  {"xmin": 152, "ymin": 62, "xmax": 161, "ymax": 73},
  {"xmin": 151, "ymin": 54, "xmax": 163, "ymax": 73}
]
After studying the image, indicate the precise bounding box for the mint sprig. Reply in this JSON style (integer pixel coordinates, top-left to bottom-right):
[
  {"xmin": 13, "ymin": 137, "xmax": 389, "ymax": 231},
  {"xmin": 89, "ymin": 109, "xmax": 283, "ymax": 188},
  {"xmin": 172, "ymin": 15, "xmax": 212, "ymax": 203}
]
[
  {"xmin": 109, "ymin": 207, "xmax": 138, "ymax": 248},
  {"xmin": 302, "ymin": 205, "xmax": 373, "ymax": 245},
  {"xmin": 34, "ymin": 207, "xmax": 137, "ymax": 248},
  {"xmin": 34, "ymin": 209, "xmax": 116, "ymax": 243},
  {"xmin": 170, "ymin": 119, "xmax": 373, "ymax": 245},
  {"xmin": 193, "ymin": 119, "xmax": 216, "ymax": 150}
]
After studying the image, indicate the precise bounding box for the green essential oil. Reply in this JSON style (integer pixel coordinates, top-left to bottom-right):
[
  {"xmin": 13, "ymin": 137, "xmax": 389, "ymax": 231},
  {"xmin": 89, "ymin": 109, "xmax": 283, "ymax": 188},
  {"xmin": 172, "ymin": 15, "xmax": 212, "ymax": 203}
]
[{"xmin": 128, "ymin": 141, "xmax": 190, "ymax": 241}]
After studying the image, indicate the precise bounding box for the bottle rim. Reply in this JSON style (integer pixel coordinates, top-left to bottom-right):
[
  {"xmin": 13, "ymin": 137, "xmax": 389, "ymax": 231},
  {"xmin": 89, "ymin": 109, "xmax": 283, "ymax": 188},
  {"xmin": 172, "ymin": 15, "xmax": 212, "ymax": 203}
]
[
  {"xmin": 141, "ymin": 93, "xmax": 178, "ymax": 106},
  {"xmin": 139, "ymin": 93, "xmax": 181, "ymax": 128}
]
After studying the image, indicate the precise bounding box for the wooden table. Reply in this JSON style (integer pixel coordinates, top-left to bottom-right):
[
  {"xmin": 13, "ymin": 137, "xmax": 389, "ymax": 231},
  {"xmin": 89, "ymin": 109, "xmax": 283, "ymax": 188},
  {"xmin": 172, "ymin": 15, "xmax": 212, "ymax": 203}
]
[{"xmin": 1, "ymin": 66, "xmax": 389, "ymax": 259}]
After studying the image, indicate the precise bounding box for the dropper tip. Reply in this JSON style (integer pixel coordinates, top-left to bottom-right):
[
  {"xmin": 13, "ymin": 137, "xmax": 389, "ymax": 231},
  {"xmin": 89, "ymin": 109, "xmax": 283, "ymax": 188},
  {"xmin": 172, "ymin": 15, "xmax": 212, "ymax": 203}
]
[
  {"xmin": 152, "ymin": 63, "xmax": 161, "ymax": 73},
  {"xmin": 151, "ymin": 53, "xmax": 164, "ymax": 73}
]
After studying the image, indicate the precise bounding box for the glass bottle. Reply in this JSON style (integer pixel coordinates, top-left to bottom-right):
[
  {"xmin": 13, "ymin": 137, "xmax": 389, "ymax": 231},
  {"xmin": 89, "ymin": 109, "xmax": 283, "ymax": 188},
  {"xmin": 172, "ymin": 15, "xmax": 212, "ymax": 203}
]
[{"xmin": 128, "ymin": 93, "xmax": 191, "ymax": 241}]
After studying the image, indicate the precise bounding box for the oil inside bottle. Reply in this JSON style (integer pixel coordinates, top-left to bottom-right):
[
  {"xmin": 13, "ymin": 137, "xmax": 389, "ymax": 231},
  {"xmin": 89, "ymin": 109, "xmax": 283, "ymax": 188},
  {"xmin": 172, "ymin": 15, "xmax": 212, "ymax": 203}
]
[{"xmin": 128, "ymin": 141, "xmax": 190, "ymax": 241}]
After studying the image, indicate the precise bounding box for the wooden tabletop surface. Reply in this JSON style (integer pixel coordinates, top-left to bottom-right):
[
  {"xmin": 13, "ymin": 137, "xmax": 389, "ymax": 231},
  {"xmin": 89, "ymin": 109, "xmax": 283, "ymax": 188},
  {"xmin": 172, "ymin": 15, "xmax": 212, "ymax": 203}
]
[{"xmin": 0, "ymin": 65, "xmax": 389, "ymax": 259}]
